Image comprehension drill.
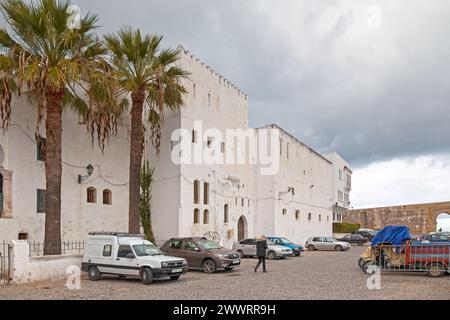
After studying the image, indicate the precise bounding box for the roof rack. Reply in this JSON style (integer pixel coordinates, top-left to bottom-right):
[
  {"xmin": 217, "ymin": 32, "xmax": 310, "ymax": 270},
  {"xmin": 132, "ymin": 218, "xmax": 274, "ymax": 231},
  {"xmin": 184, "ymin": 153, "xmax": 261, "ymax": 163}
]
[{"xmin": 88, "ymin": 232, "xmax": 144, "ymax": 238}]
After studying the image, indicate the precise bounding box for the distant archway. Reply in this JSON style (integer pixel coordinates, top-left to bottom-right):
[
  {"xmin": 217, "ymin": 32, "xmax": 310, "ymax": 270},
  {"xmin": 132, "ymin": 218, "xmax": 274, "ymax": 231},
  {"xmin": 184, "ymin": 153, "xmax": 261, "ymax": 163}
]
[
  {"xmin": 237, "ymin": 216, "xmax": 248, "ymax": 242},
  {"xmin": 436, "ymin": 212, "xmax": 450, "ymax": 232}
]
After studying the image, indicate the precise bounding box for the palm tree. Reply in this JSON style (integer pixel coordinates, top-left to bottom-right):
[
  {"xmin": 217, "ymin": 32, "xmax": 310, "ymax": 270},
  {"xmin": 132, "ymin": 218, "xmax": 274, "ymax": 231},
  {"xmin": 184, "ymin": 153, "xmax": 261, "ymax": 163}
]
[
  {"xmin": 104, "ymin": 27, "xmax": 188, "ymax": 233},
  {"xmin": 0, "ymin": 0, "xmax": 124, "ymax": 255}
]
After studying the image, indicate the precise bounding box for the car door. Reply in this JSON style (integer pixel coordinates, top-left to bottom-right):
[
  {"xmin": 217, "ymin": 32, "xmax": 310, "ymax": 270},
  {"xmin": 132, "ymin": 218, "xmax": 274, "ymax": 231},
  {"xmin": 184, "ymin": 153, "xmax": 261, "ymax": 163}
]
[
  {"xmin": 114, "ymin": 245, "xmax": 140, "ymax": 276},
  {"xmin": 164, "ymin": 239, "xmax": 184, "ymax": 257},
  {"xmin": 241, "ymin": 239, "xmax": 257, "ymax": 256},
  {"xmin": 313, "ymin": 237, "xmax": 324, "ymax": 250},
  {"xmin": 323, "ymin": 238, "xmax": 335, "ymax": 250},
  {"xmin": 181, "ymin": 240, "xmax": 204, "ymax": 269},
  {"xmin": 341, "ymin": 235, "xmax": 351, "ymax": 243}
]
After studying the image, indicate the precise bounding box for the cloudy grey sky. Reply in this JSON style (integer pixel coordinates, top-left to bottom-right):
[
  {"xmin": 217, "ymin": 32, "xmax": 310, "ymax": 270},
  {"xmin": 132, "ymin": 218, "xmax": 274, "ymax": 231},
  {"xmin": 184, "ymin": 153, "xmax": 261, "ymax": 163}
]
[{"xmin": 74, "ymin": 0, "xmax": 450, "ymax": 208}]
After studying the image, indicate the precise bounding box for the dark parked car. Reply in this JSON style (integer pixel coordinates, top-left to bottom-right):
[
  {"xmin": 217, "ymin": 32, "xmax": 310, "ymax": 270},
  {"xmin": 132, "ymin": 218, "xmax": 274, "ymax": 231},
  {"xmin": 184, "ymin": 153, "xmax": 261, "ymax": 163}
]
[
  {"xmin": 160, "ymin": 238, "xmax": 241, "ymax": 274},
  {"xmin": 354, "ymin": 230, "xmax": 377, "ymax": 241},
  {"xmin": 337, "ymin": 234, "xmax": 369, "ymax": 245},
  {"xmin": 415, "ymin": 233, "xmax": 450, "ymax": 243}
]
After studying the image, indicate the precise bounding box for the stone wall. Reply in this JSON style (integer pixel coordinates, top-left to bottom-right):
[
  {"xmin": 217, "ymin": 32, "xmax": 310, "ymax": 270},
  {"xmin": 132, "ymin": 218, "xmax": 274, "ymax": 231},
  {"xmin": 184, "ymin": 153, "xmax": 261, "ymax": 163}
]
[{"xmin": 344, "ymin": 201, "xmax": 450, "ymax": 234}]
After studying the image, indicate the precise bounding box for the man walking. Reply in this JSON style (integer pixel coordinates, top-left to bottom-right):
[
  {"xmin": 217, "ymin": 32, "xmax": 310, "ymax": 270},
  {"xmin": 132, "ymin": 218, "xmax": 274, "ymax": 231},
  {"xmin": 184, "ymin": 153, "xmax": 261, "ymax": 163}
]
[{"xmin": 255, "ymin": 235, "xmax": 268, "ymax": 273}]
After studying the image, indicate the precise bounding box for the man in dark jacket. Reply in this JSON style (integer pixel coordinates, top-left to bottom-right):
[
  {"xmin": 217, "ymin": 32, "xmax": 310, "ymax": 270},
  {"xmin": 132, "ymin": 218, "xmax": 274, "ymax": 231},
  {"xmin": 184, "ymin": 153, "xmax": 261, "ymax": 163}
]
[{"xmin": 255, "ymin": 235, "xmax": 268, "ymax": 273}]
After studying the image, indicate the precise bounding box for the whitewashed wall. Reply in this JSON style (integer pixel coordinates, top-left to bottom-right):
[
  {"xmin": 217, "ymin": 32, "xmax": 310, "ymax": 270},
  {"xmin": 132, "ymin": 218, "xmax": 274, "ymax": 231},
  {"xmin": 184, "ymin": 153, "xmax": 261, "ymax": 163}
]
[
  {"xmin": 0, "ymin": 96, "xmax": 130, "ymax": 242},
  {"xmin": 10, "ymin": 240, "xmax": 82, "ymax": 284},
  {"xmin": 256, "ymin": 125, "xmax": 334, "ymax": 246},
  {"xmin": 0, "ymin": 47, "xmax": 348, "ymax": 251}
]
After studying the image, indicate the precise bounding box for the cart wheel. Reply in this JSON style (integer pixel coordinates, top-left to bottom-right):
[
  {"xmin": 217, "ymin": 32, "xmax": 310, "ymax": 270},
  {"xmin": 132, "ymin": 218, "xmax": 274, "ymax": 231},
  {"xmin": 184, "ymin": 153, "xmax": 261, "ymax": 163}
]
[
  {"xmin": 428, "ymin": 263, "xmax": 445, "ymax": 278},
  {"xmin": 362, "ymin": 261, "xmax": 374, "ymax": 274},
  {"xmin": 358, "ymin": 258, "xmax": 365, "ymax": 269}
]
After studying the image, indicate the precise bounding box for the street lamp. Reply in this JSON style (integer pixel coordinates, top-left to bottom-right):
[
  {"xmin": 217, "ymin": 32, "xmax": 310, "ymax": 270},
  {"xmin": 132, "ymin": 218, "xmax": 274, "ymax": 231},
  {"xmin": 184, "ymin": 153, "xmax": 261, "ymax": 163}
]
[
  {"xmin": 279, "ymin": 187, "xmax": 295, "ymax": 197},
  {"xmin": 78, "ymin": 164, "xmax": 94, "ymax": 184}
]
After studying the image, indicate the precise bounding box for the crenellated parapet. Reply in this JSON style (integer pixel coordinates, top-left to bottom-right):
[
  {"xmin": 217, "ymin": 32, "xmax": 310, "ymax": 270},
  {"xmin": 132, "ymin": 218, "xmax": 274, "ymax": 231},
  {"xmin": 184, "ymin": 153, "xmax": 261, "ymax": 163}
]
[{"xmin": 177, "ymin": 45, "xmax": 248, "ymax": 101}]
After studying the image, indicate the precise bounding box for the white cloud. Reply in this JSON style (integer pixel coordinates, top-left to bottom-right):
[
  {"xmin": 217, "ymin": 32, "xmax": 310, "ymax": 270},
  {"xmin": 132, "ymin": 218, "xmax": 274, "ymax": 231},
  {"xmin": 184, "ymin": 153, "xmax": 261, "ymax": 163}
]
[{"xmin": 352, "ymin": 153, "xmax": 450, "ymax": 208}]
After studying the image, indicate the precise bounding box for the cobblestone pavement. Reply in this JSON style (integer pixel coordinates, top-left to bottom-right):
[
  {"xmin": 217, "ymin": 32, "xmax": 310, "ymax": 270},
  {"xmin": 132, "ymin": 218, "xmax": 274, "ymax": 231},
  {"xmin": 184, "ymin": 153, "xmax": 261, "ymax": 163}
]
[{"xmin": 0, "ymin": 247, "xmax": 448, "ymax": 300}]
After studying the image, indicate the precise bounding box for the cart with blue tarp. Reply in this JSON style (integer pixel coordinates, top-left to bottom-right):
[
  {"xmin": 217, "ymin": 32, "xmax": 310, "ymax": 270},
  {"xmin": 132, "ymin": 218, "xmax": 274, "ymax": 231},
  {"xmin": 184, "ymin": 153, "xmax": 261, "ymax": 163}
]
[{"xmin": 359, "ymin": 226, "xmax": 450, "ymax": 277}]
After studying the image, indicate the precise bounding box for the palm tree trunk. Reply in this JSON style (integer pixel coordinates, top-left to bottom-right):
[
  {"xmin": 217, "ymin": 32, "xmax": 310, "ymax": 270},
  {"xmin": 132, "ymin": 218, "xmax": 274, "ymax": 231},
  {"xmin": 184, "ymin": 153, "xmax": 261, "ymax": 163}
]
[
  {"xmin": 129, "ymin": 90, "xmax": 145, "ymax": 234},
  {"xmin": 44, "ymin": 90, "xmax": 64, "ymax": 256}
]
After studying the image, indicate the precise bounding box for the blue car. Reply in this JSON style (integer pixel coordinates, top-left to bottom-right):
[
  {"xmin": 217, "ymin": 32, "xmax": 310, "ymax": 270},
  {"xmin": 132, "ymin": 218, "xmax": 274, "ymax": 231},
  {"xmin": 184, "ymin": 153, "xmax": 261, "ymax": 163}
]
[{"xmin": 267, "ymin": 237, "xmax": 305, "ymax": 256}]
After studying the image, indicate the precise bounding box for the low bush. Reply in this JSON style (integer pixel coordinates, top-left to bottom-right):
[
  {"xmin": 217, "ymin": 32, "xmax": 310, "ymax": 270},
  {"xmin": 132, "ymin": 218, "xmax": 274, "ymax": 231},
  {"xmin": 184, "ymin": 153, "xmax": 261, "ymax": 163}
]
[{"xmin": 333, "ymin": 222, "xmax": 360, "ymax": 234}]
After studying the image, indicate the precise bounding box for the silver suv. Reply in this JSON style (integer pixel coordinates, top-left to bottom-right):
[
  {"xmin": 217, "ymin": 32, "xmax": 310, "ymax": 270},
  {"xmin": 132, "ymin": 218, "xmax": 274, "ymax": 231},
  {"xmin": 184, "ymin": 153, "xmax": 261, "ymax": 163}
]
[
  {"xmin": 306, "ymin": 237, "xmax": 351, "ymax": 251},
  {"xmin": 233, "ymin": 238, "xmax": 293, "ymax": 259}
]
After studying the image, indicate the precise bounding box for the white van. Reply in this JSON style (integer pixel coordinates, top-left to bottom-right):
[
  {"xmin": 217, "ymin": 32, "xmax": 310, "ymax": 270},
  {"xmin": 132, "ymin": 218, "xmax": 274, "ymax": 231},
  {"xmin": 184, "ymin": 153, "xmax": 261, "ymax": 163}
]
[{"xmin": 81, "ymin": 232, "xmax": 188, "ymax": 285}]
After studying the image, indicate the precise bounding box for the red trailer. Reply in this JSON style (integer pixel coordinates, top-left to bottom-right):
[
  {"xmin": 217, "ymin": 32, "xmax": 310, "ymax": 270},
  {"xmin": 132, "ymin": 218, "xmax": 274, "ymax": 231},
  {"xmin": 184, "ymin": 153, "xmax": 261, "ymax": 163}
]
[
  {"xmin": 360, "ymin": 241, "xmax": 450, "ymax": 277},
  {"xmin": 359, "ymin": 226, "xmax": 450, "ymax": 277}
]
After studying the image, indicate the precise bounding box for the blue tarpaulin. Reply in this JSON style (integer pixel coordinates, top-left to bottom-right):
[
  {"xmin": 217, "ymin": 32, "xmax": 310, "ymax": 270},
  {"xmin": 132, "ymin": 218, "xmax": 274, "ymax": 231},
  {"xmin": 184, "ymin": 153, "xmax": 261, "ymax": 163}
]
[{"xmin": 371, "ymin": 226, "xmax": 412, "ymax": 246}]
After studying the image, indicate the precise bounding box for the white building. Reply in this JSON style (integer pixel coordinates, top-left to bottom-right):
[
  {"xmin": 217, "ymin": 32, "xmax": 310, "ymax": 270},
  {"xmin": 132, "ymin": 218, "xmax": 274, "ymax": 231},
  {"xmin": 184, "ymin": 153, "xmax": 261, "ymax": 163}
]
[
  {"xmin": 255, "ymin": 125, "xmax": 334, "ymax": 245},
  {"xmin": 0, "ymin": 47, "xmax": 351, "ymax": 248},
  {"xmin": 323, "ymin": 152, "xmax": 353, "ymax": 223}
]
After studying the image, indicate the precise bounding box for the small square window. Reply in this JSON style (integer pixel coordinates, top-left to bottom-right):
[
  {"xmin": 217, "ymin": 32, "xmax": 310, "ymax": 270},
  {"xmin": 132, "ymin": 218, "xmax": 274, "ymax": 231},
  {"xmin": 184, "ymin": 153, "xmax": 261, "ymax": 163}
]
[
  {"xmin": 18, "ymin": 233, "xmax": 28, "ymax": 240},
  {"xmin": 283, "ymin": 209, "xmax": 287, "ymax": 215},
  {"xmin": 103, "ymin": 245, "xmax": 112, "ymax": 257}
]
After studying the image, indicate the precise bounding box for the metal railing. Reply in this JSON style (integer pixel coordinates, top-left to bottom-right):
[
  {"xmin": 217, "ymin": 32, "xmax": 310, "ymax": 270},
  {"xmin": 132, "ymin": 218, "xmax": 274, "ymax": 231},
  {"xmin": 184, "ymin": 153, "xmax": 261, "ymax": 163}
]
[
  {"xmin": 0, "ymin": 241, "xmax": 11, "ymax": 284},
  {"xmin": 29, "ymin": 240, "xmax": 86, "ymax": 257},
  {"xmin": 28, "ymin": 239, "xmax": 172, "ymax": 256},
  {"xmin": 361, "ymin": 243, "xmax": 450, "ymax": 275}
]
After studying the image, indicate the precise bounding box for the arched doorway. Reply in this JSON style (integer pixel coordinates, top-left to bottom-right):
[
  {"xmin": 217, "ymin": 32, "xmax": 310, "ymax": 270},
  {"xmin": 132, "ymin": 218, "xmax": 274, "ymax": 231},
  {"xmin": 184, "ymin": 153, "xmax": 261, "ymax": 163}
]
[
  {"xmin": 237, "ymin": 216, "xmax": 248, "ymax": 242},
  {"xmin": 436, "ymin": 212, "xmax": 450, "ymax": 232}
]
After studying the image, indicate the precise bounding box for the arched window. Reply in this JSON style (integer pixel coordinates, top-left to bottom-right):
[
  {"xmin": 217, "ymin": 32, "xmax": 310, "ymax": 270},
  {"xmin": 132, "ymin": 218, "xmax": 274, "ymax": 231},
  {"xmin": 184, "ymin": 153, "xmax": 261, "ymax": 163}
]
[
  {"xmin": 194, "ymin": 180, "xmax": 200, "ymax": 204},
  {"xmin": 319, "ymin": 214, "xmax": 322, "ymax": 222},
  {"xmin": 103, "ymin": 189, "xmax": 112, "ymax": 205},
  {"xmin": 308, "ymin": 213, "xmax": 312, "ymax": 222},
  {"xmin": 87, "ymin": 187, "xmax": 97, "ymax": 203},
  {"xmin": 295, "ymin": 210, "xmax": 300, "ymax": 220},
  {"xmin": 203, "ymin": 182, "xmax": 210, "ymax": 205},
  {"xmin": 203, "ymin": 209, "xmax": 210, "ymax": 224},
  {"xmin": 224, "ymin": 204, "xmax": 229, "ymax": 224},
  {"xmin": 194, "ymin": 209, "xmax": 200, "ymax": 224}
]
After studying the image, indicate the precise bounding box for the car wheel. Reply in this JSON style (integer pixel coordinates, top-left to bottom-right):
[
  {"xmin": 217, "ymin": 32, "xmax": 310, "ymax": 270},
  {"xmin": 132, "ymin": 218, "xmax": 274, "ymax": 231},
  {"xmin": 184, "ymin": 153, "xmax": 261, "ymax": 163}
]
[
  {"xmin": 267, "ymin": 251, "xmax": 277, "ymax": 260},
  {"xmin": 307, "ymin": 245, "xmax": 316, "ymax": 251},
  {"xmin": 237, "ymin": 250, "xmax": 244, "ymax": 258},
  {"xmin": 202, "ymin": 259, "xmax": 217, "ymax": 274},
  {"xmin": 141, "ymin": 267, "xmax": 153, "ymax": 285},
  {"xmin": 335, "ymin": 245, "xmax": 344, "ymax": 251},
  {"xmin": 170, "ymin": 275, "xmax": 181, "ymax": 281},
  {"xmin": 87, "ymin": 266, "xmax": 101, "ymax": 281},
  {"xmin": 428, "ymin": 263, "xmax": 445, "ymax": 278}
]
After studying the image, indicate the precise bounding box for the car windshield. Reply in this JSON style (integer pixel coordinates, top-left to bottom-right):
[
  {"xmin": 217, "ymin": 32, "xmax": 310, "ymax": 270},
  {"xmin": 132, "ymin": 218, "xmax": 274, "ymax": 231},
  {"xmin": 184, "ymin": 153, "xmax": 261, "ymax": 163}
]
[
  {"xmin": 197, "ymin": 239, "xmax": 222, "ymax": 250},
  {"xmin": 133, "ymin": 244, "xmax": 163, "ymax": 257},
  {"xmin": 281, "ymin": 238, "xmax": 293, "ymax": 244}
]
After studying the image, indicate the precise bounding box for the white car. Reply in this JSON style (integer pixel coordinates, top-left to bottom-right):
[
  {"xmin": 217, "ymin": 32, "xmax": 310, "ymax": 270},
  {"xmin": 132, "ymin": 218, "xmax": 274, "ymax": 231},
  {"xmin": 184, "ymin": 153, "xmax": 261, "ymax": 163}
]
[
  {"xmin": 306, "ymin": 237, "xmax": 351, "ymax": 251},
  {"xmin": 81, "ymin": 232, "xmax": 188, "ymax": 285},
  {"xmin": 232, "ymin": 238, "xmax": 293, "ymax": 259}
]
